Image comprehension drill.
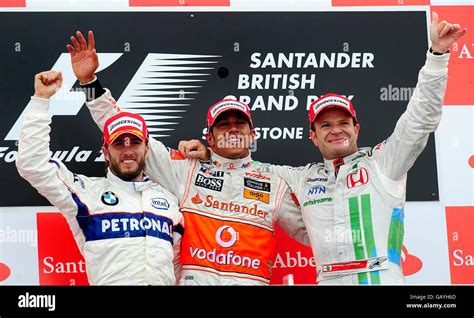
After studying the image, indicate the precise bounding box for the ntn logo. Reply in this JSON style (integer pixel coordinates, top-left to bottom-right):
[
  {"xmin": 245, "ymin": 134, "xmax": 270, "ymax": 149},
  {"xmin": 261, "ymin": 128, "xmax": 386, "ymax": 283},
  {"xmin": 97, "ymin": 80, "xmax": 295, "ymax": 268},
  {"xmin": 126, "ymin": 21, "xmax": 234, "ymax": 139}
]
[{"xmin": 308, "ymin": 185, "xmax": 326, "ymax": 195}]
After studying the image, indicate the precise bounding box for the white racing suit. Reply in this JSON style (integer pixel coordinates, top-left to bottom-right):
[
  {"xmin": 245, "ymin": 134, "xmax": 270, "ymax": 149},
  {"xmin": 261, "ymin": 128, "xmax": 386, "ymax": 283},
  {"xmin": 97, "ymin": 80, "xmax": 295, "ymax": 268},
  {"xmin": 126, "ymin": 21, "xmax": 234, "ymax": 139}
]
[
  {"xmin": 16, "ymin": 97, "xmax": 184, "ymax": 285},
  {"xmin": 260, "ymin": 52, "xmax": 449, "ymax": 284},
  {"xmin": 85, "ymin": 92, "xmax": 309, "ymax": 285}
]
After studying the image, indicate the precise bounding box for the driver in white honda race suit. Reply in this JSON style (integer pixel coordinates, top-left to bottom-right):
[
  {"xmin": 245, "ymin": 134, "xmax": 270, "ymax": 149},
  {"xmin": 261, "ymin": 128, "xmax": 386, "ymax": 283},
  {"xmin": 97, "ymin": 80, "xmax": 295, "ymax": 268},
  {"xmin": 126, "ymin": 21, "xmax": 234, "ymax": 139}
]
[
  {"xmin": 66, "ymin": 31, "xmax": 309, "ymax": 285},
  {"xmin": 17, "ymin": 70, "xmax": 184, "ymax": 285},
  {"xmin": 256, "ymin": 12, "xmax": 466, "ymax": 284}
]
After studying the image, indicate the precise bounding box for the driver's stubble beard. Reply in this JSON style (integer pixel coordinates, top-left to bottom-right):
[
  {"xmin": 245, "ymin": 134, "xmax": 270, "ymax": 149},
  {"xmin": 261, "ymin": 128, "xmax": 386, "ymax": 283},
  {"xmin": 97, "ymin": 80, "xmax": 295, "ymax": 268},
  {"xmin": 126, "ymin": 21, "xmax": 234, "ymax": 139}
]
[{"xmin": 103, "ymin": 146, "xmax": 146, "ymax": 181}]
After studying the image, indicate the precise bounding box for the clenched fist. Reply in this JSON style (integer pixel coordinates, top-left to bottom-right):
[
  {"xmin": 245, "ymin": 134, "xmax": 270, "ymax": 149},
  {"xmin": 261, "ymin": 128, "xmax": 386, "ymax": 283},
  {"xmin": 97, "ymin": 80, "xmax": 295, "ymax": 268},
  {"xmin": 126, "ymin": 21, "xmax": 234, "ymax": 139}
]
[{"xmin": 34, "ymin": 70, "xmax": 63, "ymax": 99}]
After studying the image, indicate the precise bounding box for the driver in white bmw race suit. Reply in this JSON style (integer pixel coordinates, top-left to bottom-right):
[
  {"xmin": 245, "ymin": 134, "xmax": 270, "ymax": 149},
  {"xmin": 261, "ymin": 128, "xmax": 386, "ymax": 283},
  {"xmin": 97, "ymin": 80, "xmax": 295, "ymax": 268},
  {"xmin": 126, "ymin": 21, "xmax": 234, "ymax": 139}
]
[
  {"xmin": 66, "ymin": 30, "xmax": 309, "ymax": 285},
  {"xmin": 16, "ymin": 70, "xmax": 184, "ymax": 285}
]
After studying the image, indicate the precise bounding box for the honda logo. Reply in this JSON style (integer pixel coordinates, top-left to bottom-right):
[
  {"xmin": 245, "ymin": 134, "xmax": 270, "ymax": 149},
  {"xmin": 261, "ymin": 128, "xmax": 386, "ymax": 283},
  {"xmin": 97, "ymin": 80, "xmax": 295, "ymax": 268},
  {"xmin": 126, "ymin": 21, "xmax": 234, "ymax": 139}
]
[{"xmin": 346, "ymin": 168, "xmax": 369, "ymax": 188}]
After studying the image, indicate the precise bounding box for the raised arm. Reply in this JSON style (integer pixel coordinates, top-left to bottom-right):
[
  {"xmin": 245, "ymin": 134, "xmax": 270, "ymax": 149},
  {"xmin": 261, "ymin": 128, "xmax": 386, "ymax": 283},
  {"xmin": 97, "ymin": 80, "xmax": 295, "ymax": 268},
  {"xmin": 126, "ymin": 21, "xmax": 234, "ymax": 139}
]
[
  {"xmin": 16, "ymin": 71, "xmax": 87, "ymax": 251},
  {"xmin": 374, "ymin": 11, "xmax": 467, "ymax": 181},
  {"xmin": 67, "ymin": 30, "xmax": 99, "ymax": 85},
  {"xmin": 67, "ymin": 31, "xmax": 192, "ymax": 196}
]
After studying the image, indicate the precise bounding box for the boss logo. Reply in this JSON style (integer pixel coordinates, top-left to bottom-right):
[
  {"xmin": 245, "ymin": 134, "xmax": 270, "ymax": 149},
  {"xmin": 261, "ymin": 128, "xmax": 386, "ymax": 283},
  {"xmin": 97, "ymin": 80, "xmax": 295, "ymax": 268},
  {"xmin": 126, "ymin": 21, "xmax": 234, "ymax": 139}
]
[{"xmin": 195, "ymin": 174, "xmax": 224, "ymax": 192}]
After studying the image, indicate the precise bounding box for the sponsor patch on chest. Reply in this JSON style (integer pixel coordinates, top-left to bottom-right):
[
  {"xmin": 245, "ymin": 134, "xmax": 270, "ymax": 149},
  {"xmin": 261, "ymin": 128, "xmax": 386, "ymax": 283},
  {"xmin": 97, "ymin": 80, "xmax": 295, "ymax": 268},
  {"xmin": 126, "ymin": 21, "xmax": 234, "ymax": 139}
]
[
  {"xmin": 151, "ymin": 197, "xmax": 170, "ymax": 210},
  {"xmin": 244, "ymin": 177, "xmax": 271, "ymax": 192},
  {"xmin": 101, "ymin": 191, "xmax": 119, "ymax": 206},
  {"xmin": 243, "ymin": 188, "xmax": 270, "ymax": 204},
  {"xmin": 346, "ymin": 167, "xmax": 369, "ymax": 188},
  {"xmin": 307, "ymin": 185, "xmax": 326, "ymax": 196},
  {"xmin": 195, "ymin": 174, "xmax": 224, "ymax": 191}
]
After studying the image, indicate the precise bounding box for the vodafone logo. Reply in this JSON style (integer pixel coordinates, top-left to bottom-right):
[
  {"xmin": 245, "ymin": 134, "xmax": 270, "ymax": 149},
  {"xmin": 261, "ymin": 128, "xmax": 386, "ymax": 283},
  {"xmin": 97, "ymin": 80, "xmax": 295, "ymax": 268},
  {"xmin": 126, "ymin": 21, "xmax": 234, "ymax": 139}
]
[
  {"xmin": 0, "ymin": 263, "xmax": 11, "ymax": 282},
  {"xmin": 401, "ymin": 245, "xmax": 423, "ymax": 276},
  {"xmin": 215, "ymin": 225, "xmax": 238, "ymax": 248},
  {"xmin": 245, "ymin": 171, "xmax": 271, "ymax": 181}
]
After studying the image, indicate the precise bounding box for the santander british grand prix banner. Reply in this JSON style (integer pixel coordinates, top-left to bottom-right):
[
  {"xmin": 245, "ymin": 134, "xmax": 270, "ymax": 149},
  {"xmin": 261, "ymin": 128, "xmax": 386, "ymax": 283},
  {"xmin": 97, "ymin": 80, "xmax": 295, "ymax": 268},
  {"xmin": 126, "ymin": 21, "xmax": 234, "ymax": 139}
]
[
  {"xmin": 0, "ymin": 11, "xmax": 437, "ymax": 206},
  {"xmin": 0, "ymin": 1, "xmax": 472, "ymax": 286}
]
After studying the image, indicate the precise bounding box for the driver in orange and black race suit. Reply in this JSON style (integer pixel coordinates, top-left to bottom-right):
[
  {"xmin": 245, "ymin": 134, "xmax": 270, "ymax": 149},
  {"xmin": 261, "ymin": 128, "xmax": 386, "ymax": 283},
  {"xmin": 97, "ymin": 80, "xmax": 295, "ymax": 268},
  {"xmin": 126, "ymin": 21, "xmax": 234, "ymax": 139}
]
[{"xmin": 66, "ymin": 30, "xmax": 309, "ymax": 285}]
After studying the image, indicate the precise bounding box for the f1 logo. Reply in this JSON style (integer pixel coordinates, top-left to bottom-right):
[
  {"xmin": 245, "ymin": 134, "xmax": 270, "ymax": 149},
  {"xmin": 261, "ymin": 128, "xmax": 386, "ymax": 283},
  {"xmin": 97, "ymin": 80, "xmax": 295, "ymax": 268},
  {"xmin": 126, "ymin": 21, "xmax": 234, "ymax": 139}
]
[
  {"xmin": 346, "ymin": 167, "xmax": 369, "ymax": 188},
  {"xmin": 5, "ymin": 52, "xmax": 219, "ymax": 141},
  {"xmin": 5, "ymin": 53, "xmax": 123, "ymax": 141}
]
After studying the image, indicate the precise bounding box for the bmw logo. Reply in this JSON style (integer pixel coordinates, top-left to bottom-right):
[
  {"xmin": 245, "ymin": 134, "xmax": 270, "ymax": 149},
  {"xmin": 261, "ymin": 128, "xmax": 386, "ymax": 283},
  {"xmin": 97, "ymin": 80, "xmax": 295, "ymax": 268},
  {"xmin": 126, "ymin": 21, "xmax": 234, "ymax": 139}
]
[{"xmin": 101, "ymin": 191, "xmax": 119, "ymax": 206}]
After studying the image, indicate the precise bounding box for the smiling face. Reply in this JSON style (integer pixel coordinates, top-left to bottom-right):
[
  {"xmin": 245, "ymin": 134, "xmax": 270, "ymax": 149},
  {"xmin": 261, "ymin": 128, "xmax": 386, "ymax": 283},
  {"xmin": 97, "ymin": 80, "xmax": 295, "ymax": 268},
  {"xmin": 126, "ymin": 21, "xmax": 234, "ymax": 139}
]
[
  {"xmin": 102, "ymin": 133, "xmax": 149, "ymax": 181},
  {"xmin": 310, "ymin": 108, "xmax": 360, "ymax": 160},
  {"xmin": 206, "ymin": 110, "xmax": 255, "ymax": 159}
]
